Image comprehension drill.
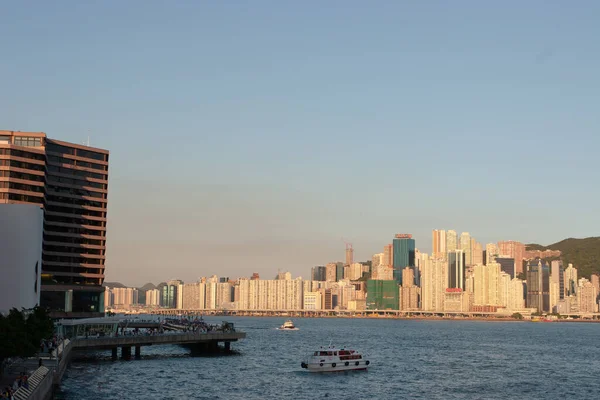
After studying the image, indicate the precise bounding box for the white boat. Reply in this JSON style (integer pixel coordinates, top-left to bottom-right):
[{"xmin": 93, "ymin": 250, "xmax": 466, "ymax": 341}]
[
  {"xmin": 278, "ymin": 320, "xmax": 298, "ymax": 330},
  {"xmin": 301, "ymin": 345, "xmax": 370, "ymax": 372}
]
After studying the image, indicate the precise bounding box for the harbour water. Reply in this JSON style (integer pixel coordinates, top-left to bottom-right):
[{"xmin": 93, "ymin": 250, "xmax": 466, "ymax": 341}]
[{"xmin": 58, "ymin": 317, "xmax": 600, "ymax": 399}]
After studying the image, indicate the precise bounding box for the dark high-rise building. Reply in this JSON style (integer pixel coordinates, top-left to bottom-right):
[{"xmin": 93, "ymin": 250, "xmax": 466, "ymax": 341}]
[
  {"xmin": 482, "ymin": 250, "xmax": 487, "ymax": 265},
  {"xmin": 392, "ymin": 234, "xmax": 415, "ymax": 285},
  {"xmin": 311, "ymin": 266, "xmax": 326, "ymax": 281},
  {"xmin": 161, "ymin": 285, "xmax": 176, "ymax": 308},
  {"xmin": 447, "ymin": 249, "xmax": 466, "ymax": 290},
  {"xmin": 336, "ymin": 262, "xmax": 345, "ymax": 282},
  {"xmin": 496, "ymin": 257, "xmax": 515, "ymax": 278},
  {"xmin": 527, "ymin": 260, "xmax": 550, "ymax": 313},
  {"xmin": 0, "ymin": 130, "xmax": 109, "ymax": 317}
]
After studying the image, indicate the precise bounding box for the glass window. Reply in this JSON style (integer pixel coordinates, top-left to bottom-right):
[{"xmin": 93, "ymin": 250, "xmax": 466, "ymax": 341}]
[
  {"xmin": 14, "ymin": 136, "xmax": 41, "ymax": 147},
  {"xmin": 77, "ymin": 149, "xmax": 105, "ymax": 161}
]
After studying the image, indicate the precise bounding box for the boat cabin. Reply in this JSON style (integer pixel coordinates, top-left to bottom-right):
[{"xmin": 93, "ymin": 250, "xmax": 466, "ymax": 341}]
[{"xmin": 312, "ymin": 349, "xmax": 362, "ymax": 360}]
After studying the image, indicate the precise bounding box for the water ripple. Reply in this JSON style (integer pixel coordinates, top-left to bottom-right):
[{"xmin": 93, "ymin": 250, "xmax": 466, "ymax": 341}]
[{"xmin": 57, "ymin": 317, "xmax": 600, "ymax": 400}]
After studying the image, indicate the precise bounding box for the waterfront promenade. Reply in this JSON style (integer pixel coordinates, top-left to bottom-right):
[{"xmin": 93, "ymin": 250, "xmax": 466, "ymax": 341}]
[
  {"xmin": 2, "ymin": 320, "xmax": 245, "ymax": 399},
  {"xmin": 144, "ymin": 308, "xmax": 600, "ymax": 320}
]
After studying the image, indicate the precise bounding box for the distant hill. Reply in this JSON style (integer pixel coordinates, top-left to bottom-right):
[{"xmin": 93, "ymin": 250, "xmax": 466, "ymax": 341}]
[
  {"xmin": 139, "ymin": 283, "xmax": 157, "ymax": 292},
  {"xmin": 103, "ymin": 281, "xmax": 126, "ymax": 288},
  {"xmin": 526, "ymin": 237, "xmax": 600, "ymax": 279}
]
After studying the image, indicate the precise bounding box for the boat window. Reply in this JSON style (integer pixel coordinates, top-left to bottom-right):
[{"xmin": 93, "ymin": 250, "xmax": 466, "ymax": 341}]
[
  {"xmin": 314, "ymin": 352, "xmax": 319, "ymax": 356},
  {"xmin": 320, "ymin": 351, "xmax": 328, "ymax": 356}
]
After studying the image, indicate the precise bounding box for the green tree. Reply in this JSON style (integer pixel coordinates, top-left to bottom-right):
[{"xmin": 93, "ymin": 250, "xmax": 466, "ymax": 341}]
[
  {"xmin": 511, "ymin": 312, "xmax": 524, "ymax": 320},
  {"xmin": 0, "ymin": 307, "xmax": 54, "ymax": 370}
]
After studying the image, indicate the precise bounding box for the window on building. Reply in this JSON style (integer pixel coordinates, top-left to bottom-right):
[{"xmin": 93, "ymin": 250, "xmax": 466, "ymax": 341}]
[{"xmin": 14, "ymin": 137, "xmax": 42, "ymax": 147}]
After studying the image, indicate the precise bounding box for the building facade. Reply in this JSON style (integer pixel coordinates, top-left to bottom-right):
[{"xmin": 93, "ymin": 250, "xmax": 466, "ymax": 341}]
[
  {"xmin": 1, "ymin": 131, "xmax": 109, "ymax": 316},
  {"xmin": 366, "ymin": 280, "xmax": 399, "ymax": 310},
  {"xmin": 392, "ymin": 234, "xmax": 416, "ymax": 285},
  {"xmin": 448, "ymin": 250, "xmax": 466, "ymax": 290},
  {"xmin": 498, "ymin": 241, "xmax": 525, "ymax": 276},
  {"xmin": 526, "ymin": 261, "xmax": 550, "ymax": 313},
  {"xmin": 432, "ymin": 229, "xmax": 447, "ymax": 258},
  {"xmin": 496, "ymin": 257, "xmax": 516, "ymax": 279},
  {"xmin": 0, "ymin": 204, "xmax": 43, "ymax": 314}
]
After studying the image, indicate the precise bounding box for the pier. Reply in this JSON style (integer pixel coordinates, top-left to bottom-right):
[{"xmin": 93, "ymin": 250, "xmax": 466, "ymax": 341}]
[
  {"xmin": 72, "ymin": 331, "xmax": 246, "ymax": 359},
  {"xmin": 56, "ymin": 318, "xmax": 246, "ymax": 360}
]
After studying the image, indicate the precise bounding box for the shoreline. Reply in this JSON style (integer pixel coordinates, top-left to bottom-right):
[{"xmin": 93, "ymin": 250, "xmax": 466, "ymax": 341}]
[{"xmin": 139, "ymin": 313, "xmax": 600, "ymax": 323}]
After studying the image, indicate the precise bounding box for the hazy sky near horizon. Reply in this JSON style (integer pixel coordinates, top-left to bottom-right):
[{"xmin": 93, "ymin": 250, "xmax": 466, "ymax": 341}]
[{"xmin": 1, "ymin": 1, "xmax": 599, "ymax": 286}]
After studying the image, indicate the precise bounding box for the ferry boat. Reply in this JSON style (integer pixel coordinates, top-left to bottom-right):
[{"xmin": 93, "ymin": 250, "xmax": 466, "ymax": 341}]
[
  {"xmin": 278, "ymin": 320, "xmax": 298, "ymax": 330},
  {"xmin": 301, "ymin": 345, "xmax": 370, "ymax": 372}
]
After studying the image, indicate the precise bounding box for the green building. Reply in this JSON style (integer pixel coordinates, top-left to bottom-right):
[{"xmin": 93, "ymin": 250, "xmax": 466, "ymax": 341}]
[
  {"xmin": 366, "ymin": 280, "xmax": 399, "ymax": 310},
  {"xmin": 393, "ymin": 235, "xmax": 416, "ymax": 285}
]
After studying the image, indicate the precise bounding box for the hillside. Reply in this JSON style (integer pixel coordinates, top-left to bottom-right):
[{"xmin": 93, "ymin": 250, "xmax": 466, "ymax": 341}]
[
  {"xmin": 526, "ymin": 237, "xmax": 600, "ymax": 279},
  {"xmin": 139, "ymin": 283, "xmax": 156, "ymax": 292},
  {"xmin": 103, "ymin": 281, "xmax": 126, "ymax": 288}
]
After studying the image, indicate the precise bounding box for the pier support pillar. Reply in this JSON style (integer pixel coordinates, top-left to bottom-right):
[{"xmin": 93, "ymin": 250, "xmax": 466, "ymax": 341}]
[
  {"xmin": 111, "ymin": 348, "xmax": 118, "ymax": 361},
  {"xmin": 224, "ymin": 342, "xmax": 231, "ymax": 352},
  {"xmin": 121, "ymin": 346, "xmax": 131, "ymax": 360},
  {"xmin": 135, "ymin": 346, "xmax": 141, "ymax": 359}
]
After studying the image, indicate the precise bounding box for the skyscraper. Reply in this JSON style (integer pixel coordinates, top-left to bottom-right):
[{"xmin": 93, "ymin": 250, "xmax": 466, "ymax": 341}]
[
  {"xmin": 508, "ymin": 279, "xmax": 526, "ymax": 311},
  {"xmin": 432, "ymin": 230, "xmax": 446, "ymax": 258},
  {"xmin": 460, "ymin": 232, "xmax": 472, "ymax": 265},
  {"xmin": 336, "ymin": 262, "xmax": 345, "ymax": 281},
  {"xmin": 472, "ymin": 263, "xmax": 501, "ymax": 306},
  {"xmin": 392, "ymin": 234, "xmax": 416, "ymax": 285},
  {"xmin": 372, "ymin": 253, "xmax": 384, "ymax": 268},
  {"xmin": 419, "ymin": 253, "xmax": 433, "ymax": 311},
  {"xmin": 311, "ymin": 266, "xmax": 326, "ymax": 281},
  {"xmin": 383, "ymin": 244, "xmax": 393, "ymax": 266},
  {"xmin": 325, "ymin": 263, "xmax": 337, "ymax": 282},
  {"xmin": 550, "ymin": 260, "xmax": 565, "ymax": 300},
  {"xmin": 498, "ymin": 241, "xmax": 525, "ymax": 276},
  {"xmin": 0, "ymin": 130, "xmax": 109, "ymax": 316},
  {"xmin": 564, "ymin": 263, "xmax": 578, "ymax": 296},
  {"xmin": 485, "ymin": 243, "xmax": 499, "ymax": 265},
  {"xmin": 400, "ymin": 267, "xmax": 419, "ymax": 310},
  {"xmin": 526, "ymin": 260, "xmax": 550, "ymax": 313},
  {"xmin": 349, "ymin": 263, "xmax": 363, "ymax": 281},
  {"xmin": 446, "ymin": 230, "xmax": 457, "ymax": 252},
  {"xmin": 578, "ymin": 280, "xmax": 597, "ymax": 313},
  {"xmin": 447, "ymin": 249, "xmax": 466, "ymax": 290},
  {"xmin": 496, "ymin": 257, "xmax": 515, "ymax": 279},
  {"xmin": 345, "ymin": 244, "xmax": 354, "ymax": 266},
  {"xmin": 471, "ymin": 241, "xmax": 483, "ymax": 265}
]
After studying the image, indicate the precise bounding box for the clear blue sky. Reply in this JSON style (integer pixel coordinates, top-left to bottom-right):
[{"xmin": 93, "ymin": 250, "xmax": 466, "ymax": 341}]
[{"xmin": 1, "ymin": 1, "xmax": 598, "ymax": 286}]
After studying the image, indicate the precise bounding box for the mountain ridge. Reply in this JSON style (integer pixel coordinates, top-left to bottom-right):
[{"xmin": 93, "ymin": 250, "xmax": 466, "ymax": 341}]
[{"xmin": 526, "ymin": 236, "xmax": 600, "ymax": 279}]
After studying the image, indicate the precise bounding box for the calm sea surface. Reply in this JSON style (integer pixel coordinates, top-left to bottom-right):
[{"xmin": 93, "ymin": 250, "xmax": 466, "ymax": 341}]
[{"xmin": 57, "ymin": 317, "xmax": 600, "ymax": 399}]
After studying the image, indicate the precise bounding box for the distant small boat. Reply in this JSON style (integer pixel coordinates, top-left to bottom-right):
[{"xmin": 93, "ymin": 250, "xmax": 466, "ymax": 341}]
[{"xmin": 278, "ymin": 320, "xmax": 298, "ymax": 330}]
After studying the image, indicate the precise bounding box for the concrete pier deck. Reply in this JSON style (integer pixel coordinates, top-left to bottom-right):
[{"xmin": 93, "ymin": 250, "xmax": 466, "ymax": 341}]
[{"xmin": 72, "ymin": 331, "xmax": 246, "ymax": 351}]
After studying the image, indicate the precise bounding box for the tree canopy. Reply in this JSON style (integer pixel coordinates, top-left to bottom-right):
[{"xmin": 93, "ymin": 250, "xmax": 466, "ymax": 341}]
[
  {"xmin": 526, "ymin": 237, "xmax": 600, "ymax": 279},
  {"xmin": 0, "ymin": 306, "xmax": 54, "ymax": 366}
]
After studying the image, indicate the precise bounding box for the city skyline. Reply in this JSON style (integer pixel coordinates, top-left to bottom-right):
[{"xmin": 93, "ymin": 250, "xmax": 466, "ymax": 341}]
[
  {"xmin": 1, "ymin": 2, "xmax": 599, "ymax": 285},
  {"xmin": 106, "ymin": 229, "xmax": 567, "ymax": 288}
]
